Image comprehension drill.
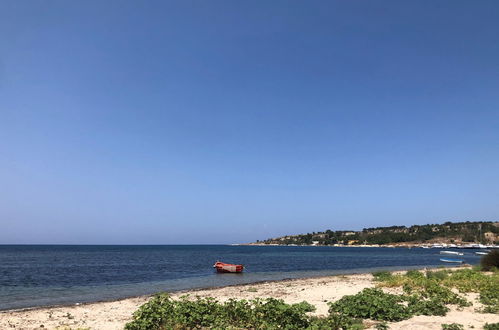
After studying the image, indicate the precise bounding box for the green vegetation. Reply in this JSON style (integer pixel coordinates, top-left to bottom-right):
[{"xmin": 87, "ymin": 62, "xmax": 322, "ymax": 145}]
[
  {"xmin": 257, "ymin": 221, "xmax": 498, "ymax": 245},
  {"xmin": 329, "ymin": 288, "xmax": 411, "ymax": 321},
  {"xmin": 374, "ymin": 322, "xmax": 389, "ymax": 330},
  {"xmin": 309, "ymin": 313, "xmax": 364, "ymax": 330},
  {"xmin": 481, "ymin": 250, "xmax": 499, "ymax": 271},
  {"xmin": 327, "ymin": 278, "xmax": 469, "ymax": 323},
  {"xmin": 441, "ymin": 324, "xmax": 464, "ymax": 330},
  {"xmin": 375, "ymin": 268, "xmax": 498, "ymax": 314},
  {"xmin": 484, "ymin": 323, "xmax": 499, "ymax": 330},
  {"xmin": 426, "ymin": 269, "xmax": 448, "ymax": 281},
  {"xmin": 372, "ymin": 271, "xmax": 393, "ymax": 282},
  {"xmin": 125, "ymin": 294, "xmax": 361, "ymax": 330},
  {"xmin": 126, "ymin": 268, "xmax": 498, "ymax": 329}
]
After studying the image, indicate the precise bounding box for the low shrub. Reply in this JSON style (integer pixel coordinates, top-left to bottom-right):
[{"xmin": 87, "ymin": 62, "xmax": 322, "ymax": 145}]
[
  {"xmin": 331, "ymin": 274, "xmax": 477, "ymax": 322},
  {"xmin": 125, "ymin": 294, "xmax": 318, "ymax": 330},
  {"xmin": 379, "ymin": 275, "xmax": 408, "ymax": 288},
  {"xmin": 426, "ymin": 269, "xmax": 448, "ymax": 281},
  {"xmin": 484, "ymin": 323, "xmax": 499, "ymax": 330},
  {"xmin": 442, "ymin": 268, "xmax": 498, "ymax": 314},
  {"xmin": 443, "ymin": 268, "xmax": 490, "ymax": 293},
  {"xmin": 328, "ymin": 288, "xmax": 411, "ymax": 321},
  {"xmin": 309, "ymin": 313, "xmax": 364, "ymax": 330},
  {"xmin": 372, "ymin": 271, "xmax": 393, "ymax": 282},
  {"xmin": 375, "ymin": 267, "xmax": 499, "ymax": 316},
  {"xmin": 441, "ymin": 323, "xmax": 464, "ymax": 330},
  {"xmin": 125, "ymin": 268, "xmax": 498, "ymax": 329},
  {"xmin": 481, "ymin": 250, "xmax": 499, "ymax": 271},
  {"xmin": 421, "ymin": 281, "xmax": 470, "ymax": 307},
  {"xmin": 375, "ymin": 322, "xmax": 389, "ymax": 330},
  {"xmin": 406, "ymin": 270, "xmax": 424, "ymax": 280},
  {"xmin": 405, "ymin": 295, "xmax": 449, "ymax": 316},
  {"xmin": 479, "ymin": 283, "xmax": 499, "ymax": 314}
]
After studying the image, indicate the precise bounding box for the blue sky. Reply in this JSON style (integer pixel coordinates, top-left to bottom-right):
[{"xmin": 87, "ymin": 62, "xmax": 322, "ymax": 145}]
[{"xmin": 1, "ymin": 1, "xmax": 498, "ymax": 244}]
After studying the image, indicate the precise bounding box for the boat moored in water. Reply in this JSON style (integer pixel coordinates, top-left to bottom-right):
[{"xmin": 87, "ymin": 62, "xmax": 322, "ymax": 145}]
[
  {"xmin": 213, "ymin": 261, "xmax": 244, "ymax": 273},
  {"xmin": 440, "ymin": 258, "xmax": 464, "ymax": 263},
  {"xmin": 440, "ymin": 251, "xmax": 464, "ymax": 256}
]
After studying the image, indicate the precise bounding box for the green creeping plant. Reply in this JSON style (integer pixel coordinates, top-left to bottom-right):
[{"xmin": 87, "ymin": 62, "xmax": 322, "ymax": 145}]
[
  {"xmin": 441, "ymin": 323, "xmax": 464, "ymax": 330},
  {"xmin": 125, "ymin": 294, "xmax": 325, "ymax": 330},
  {"xmin": 125, "ymin": 269, "xmax": 498, "ymax": 329},
  {"xmin": 374, "ymin": 322, "xmax": 389, "ymax": 330},
  {"xmin": 328, "ymin": 288, "xmax": 411, "ymax": 321},
  {"xmin": 125, "ymin": 293, "xmax": 366, "ymax": 330},
  {"xmin": 372, "ymin": 271, "xmax": 393, "ymax": 282}
]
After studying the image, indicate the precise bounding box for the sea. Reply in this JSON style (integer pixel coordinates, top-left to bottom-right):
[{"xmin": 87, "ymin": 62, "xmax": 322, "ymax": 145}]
[{"xmin": 0, "ymin": 245, "xmax": 482, "ymax": 311}]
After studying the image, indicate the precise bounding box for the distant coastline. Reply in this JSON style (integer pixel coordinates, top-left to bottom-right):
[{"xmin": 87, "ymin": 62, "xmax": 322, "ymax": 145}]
[
  {"xmin": 248, "ymin": 220, "xmax": 499, "ymax": 248},
  {"xmin": 242, "ymin": 242, "xmax": 499, "ymax": 249}
]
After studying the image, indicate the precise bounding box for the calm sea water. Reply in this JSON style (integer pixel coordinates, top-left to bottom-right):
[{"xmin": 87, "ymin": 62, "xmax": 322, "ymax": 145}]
[{"xmin": 0, "ymin": 245, "xmax": 481, "ymax": 310}]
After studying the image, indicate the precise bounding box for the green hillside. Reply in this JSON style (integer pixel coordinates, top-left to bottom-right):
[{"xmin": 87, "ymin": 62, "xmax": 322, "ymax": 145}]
[{"xmin": 255, "ymin": 221, "xmax": 499, "ymax": 246}]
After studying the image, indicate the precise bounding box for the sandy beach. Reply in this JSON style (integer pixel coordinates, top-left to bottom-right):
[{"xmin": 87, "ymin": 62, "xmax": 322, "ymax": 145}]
[{"xmin": 1, "ymin": 269, "xmax": 497, "ymax": 330}]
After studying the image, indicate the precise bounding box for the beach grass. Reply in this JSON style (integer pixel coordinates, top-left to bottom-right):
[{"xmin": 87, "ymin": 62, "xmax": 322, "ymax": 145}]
[{"xmin": 374, "ymin": 268, "xmax": 499, "ymax": 314}]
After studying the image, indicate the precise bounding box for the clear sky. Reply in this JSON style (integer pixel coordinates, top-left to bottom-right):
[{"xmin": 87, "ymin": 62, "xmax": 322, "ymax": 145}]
[{"xmin": 1, "ymin": 1, "xmax": 498, "ymax": 244}]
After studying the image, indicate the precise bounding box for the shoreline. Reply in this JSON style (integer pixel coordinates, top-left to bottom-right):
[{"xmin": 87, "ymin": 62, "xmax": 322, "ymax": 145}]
[
  {"xmin": 3, "ymin": 265, "xmax": 496, "ymax": 330},
  {"xmin": 243, "ymin": 243, "xmax": 499, "ymax": 249},
  {"xmin": 0, "ymin": 264, "xmax": 466, "ymax": 314}
]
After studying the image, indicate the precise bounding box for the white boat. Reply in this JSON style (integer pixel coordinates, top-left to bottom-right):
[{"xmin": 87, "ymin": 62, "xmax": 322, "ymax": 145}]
[
  {"xmin": 440, "ymin": 258, "xmax": 464, "ymax": 263},
  {"xmin": 459, "ymin": 244, "xmax": 480, "ymax": 249},
  {"xmin": 475, "ymin": 251, "xmax": 489, "ymax": 256},
  {"xmin": 440, "ymin": 251, "xmax": 464, "ymax": 256}
]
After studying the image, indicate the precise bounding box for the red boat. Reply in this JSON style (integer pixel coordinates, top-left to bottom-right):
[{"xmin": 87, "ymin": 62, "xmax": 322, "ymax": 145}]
[{"xmin": 213, "ymin": 261, "xmax": 244, "ymax": 273}]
